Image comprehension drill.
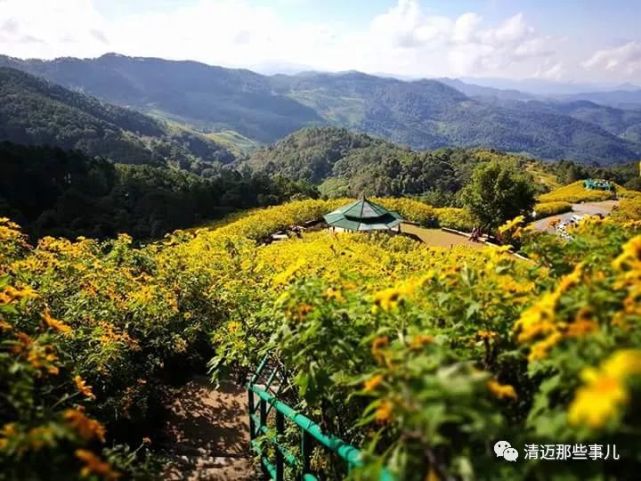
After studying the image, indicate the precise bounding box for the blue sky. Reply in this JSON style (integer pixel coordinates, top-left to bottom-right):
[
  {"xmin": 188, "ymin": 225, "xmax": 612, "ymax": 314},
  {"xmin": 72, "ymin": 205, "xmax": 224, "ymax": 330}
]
[{"xmin": 2, "ymin": 0, "xmax": 641, "ymax": 84}]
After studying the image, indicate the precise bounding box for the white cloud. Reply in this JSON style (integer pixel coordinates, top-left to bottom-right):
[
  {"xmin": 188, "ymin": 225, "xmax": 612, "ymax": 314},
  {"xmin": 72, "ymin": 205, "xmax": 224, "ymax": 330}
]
[
  {"xmin": 0, "ymin": 0, "xmax": 594, "ymax": 81},
  {"xmin": 365, "ymin": 3, "xmax": 555, "ymax": 77},
  {"xmin": 583, "ymin": 41, "xmax": 641, "ymax": 74},
  {"xmin": 0, "ymin": 0, "xmax": 107, "ymax": 58},
  {"xmin": 533, "ymin": 60, "xmax": 564, "ymax": 81}
]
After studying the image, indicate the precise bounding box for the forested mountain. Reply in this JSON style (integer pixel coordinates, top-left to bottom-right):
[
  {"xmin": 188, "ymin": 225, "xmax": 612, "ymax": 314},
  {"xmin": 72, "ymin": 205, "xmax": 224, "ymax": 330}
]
[
  {"xmin": 436, "ymin": 78, "xmax": 538, "ymax": 102},
  {"xmin": 0, "ymin": 67, "xmax": 235, "ymax": 172},
  {"xmin": 2, "ymin": 54, "xmax": 640, "ymax": 165},
  {"xmin": 557, "ymin": 89, "xmax": 641, "ymax": 109},
  {"xmin": 0, "ymin": 141, "xmax": 317, "ymax": 239},
  {"xmin": 247, "ymin": 126, "xmax": 641, "ymax": 199},
  {"xmin": 0, "ymin": 54, "xmax": 322, "ymax": 143},
  {"xmin": 274, "ymin": 72, "xmax": 640, "ymax": 163},
  {"xmin": 246, "ymin": 127, "xmax": 386, "ymax": 183},
  {"xmin": 247, "ymin": 127, "xmax": 489, "ymax": 198}
]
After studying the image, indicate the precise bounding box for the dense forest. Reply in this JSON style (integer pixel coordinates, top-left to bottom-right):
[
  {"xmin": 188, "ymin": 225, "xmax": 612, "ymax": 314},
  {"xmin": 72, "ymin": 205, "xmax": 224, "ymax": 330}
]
[
  {"xmin": 0, "ymin": 142, "xmax": 317, "ymax": 239},
  {"xmin": 0, "ymin": 67, "xmax": 235, "ymax": 172},
  {"xmin": 246, "ymin": 127, "xmax": 641, "ymax": 203}
]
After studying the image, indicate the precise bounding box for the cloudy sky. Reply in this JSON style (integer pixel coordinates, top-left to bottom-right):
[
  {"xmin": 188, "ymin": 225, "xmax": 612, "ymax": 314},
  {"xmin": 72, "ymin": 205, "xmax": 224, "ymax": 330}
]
[{"xmin": 1, "ymin": 0, "xmax": 641, "ymax": 84}]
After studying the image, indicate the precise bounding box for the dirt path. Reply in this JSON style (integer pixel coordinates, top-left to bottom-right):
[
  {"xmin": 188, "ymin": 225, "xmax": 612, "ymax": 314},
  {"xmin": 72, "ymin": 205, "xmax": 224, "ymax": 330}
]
[
  {"xmin": 532, "ymin": 200, "xmax": 618, "ymax": 232},
  {"xmin": 161, "ymin": 376, "xmax": 256, "ymax": 481},
  {"xmin": 401, "ymin": 223, "xmax": 484, "ymax": 249}
]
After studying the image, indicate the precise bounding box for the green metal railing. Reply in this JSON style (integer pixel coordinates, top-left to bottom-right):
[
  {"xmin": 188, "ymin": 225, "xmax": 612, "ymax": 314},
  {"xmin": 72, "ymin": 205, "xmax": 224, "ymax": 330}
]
[{"xmin": 247, "ymin": 357, "xmax": 393, "ymax": 481}]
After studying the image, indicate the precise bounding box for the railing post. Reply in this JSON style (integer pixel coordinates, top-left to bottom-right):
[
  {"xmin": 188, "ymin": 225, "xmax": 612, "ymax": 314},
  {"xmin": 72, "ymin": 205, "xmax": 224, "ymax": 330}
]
[
  {"xmin": 260, "ymin": 398, "xmax": 268, "ymax": 478},
  {"xmin": 275, "ymin": 411, "xmax": 284, "ymax": 481},
  {"xmin": 248, "ymin": 389, "xmax": 255, "ymax": 439},
  {"xmin": 300, "ymin": 429, "xmax": 312, "ymax": 480}
]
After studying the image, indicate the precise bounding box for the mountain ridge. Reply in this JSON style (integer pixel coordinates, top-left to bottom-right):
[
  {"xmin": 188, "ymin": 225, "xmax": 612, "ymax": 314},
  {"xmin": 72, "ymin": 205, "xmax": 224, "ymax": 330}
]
[{"xmin": 1, "ymin": 53, "xmax": 640, "ymax": 165}]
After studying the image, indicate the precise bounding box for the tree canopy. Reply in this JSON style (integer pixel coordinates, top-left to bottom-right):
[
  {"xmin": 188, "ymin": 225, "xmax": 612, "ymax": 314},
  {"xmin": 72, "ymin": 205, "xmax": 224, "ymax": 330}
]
[{"xmin": 461, "ymin": 160, "xmax": 537, "ymax": 229}]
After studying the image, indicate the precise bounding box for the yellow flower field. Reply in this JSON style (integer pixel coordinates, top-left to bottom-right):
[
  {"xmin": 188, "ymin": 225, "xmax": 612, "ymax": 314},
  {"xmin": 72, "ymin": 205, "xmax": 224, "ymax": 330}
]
[{"xmin": 2, "ymin": 197, "xmax": 641, "ymax": 480}]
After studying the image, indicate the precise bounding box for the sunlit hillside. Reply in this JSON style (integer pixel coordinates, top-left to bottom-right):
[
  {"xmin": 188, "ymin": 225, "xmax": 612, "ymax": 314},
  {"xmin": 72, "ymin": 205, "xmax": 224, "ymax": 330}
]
[{"xmin": 3, "ymin": 195, "xmax": 641, "ymax": 479}]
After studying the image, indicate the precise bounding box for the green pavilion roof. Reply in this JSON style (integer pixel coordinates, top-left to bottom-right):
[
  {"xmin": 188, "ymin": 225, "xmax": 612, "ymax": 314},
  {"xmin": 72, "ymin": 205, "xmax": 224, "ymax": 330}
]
[{"xmin": 323, "ymin": 197, "xmax": 404, "ymax": 231}]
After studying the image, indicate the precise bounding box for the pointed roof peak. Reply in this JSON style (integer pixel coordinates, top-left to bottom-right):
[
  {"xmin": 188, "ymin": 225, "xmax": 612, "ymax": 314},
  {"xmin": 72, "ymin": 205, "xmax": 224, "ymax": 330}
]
[{"xmin": 323, "ymin": 197, "xmax": 404, "ymax": 231}]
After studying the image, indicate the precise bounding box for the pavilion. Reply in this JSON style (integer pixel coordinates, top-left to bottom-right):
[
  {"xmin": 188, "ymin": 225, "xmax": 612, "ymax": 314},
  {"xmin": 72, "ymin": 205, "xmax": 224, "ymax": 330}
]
[{"xmin": 323, "ymin": 197, "xmax": 404, "ymax": 232}]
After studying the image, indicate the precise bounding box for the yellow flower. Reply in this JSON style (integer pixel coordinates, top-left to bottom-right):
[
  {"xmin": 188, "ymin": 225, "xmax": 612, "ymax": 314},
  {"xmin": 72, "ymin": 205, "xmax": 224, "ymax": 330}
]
[
  {"xmin": 487, "ymin": 379, "xmax": 517, "ymax": 400},
  {"xmin": 371, "ymin": 336, "xmax": 389, "ymax": 364},
  {"xmin": 613, "ymin": 235, "xmax": 641, "ymax": 271},
  {"xmin": 567, "ymin": 350, "xmax": 641, "ymax": 429},
  {"xmin": 363, "ymin": 374, "xmax": 383, "ymax": 392},
  {"xmin": 528, "ymin": 331, "xmax": 562, "ymax": 362},
  {"xmin": 568, "ymin": 375, "xmax": 628, "ymax": 429},
  {"xmin": 375, "ymin": 400, "xmax": 393, "ymax": 423},
  {"xmin": 477, "ymin": 330, "xmax": 498, "ymax": 341},
  {"xmin": 601, "ymin": 350, "xmax": 641, "ymax": 379},
  {"xmin": 557, "ymin": 264, "xmax": 583, "ymax": 293},
  {"xmin": 409, "ymin": 334, "xmax": 434, "ymax": 350},
  {"xmin": 515, "ymin": 292, "xmax": 559, "ymax": 343},
  {"xmin": 373, "ymin": 287, "xmax": 402, "ymax": 312},
  {"xmin": 42, "ymin": 310, "xmax": 72, "ymax": 335},
  {"xmin": 272, "ymin": 258, "xmax": 305, "ymax": 286},
  {"xmin": 324, "ymin": 287, "xmax": 344, "ymax": 302},
  {"xmin": 498, "ymin": 216, "xmax": 525, "ymax": 236},
  {"xmin": 64, "ymin": 408, "xmax": 106, "ymax": 442},
  {"xmin": 74, "ymin": 375, "xmax": 96, "ymax": 400},
  {"xmin": 75, "ymin": 450, "xmax": 121, "ymax": 480}
]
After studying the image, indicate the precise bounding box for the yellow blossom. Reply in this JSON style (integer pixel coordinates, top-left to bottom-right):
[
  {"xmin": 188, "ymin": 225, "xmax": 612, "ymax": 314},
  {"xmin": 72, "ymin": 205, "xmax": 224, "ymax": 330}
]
[
  {"xmin": 75, "ymin": 450, "xmax": 120, "ymax": 480},
  {"xmin": 74, "ymin": 375, "xmax": 96, "ymax": 400},
  {"xmin": 373, "ymin": 287, "xmax": 402, "ymax": 312},
  {"xmin": 409, "ymin": 334, "xmax": 434, "ymax": 350},
  {"xmin": 42, "ymin": 310, "xmax": 72, "ymax": 334},
  {"xmin": 64, "ymin": 408, "xmax": 106, "ymax": 442},
  {"xmin": 363, "ymin": 374, "xmax": 383, "ymax": 392},
  {"xmin": 568, "ymin": 350, "xmax": 641, "ymax": 429},
  {"xmin": 375, "ymin": 400, "xmax": 393, "ymax": 423},
  {"xmin": 371, "ymin": 336, "xmax": 389, "ymax": 364},
  {"xmin": 487, "ymin": 379, "xmax": 517, "ymax": 400}
]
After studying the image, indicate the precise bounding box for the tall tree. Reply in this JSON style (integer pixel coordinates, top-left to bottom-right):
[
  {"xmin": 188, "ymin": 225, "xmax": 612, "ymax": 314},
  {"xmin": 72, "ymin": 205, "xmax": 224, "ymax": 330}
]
[{"xmin": 461, "ymin": 160, "xmax": 536, "ymax": 230}]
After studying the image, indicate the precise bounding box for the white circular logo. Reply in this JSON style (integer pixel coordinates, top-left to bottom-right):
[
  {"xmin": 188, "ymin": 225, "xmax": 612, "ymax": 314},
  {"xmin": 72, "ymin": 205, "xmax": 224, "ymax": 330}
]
[{"xmin": 494, "ymin": 441, "xmax": 519, "ymax": 462}]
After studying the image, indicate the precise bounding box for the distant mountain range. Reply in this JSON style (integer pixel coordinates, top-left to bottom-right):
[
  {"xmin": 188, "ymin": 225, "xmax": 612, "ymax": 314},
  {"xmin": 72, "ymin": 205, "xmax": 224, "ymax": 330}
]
[
  {"xmin": 1, "ymin": 53, "xmax": 641, "ymax": 165},
  {"xmin": 439, "ymin": 77, "xmax": 641, "ymax": 109}
]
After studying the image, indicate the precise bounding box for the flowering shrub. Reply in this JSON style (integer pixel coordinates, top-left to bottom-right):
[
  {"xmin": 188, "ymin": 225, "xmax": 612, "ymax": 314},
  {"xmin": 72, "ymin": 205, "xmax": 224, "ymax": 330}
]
[
  {"xmin": 3, "ymin": 196, "xmax": 641, "ymax": 480},
  {"xmin": 538, "ymin": 181, "xmax": 614, "ymax": 203},
  {"xmin": 535, "ymin": 201, "xmax": 572, "ymax": 218},
  {"xmin": 611, "ymin": 196, "xmax": 641, "ymax": 223},
  {"xmin": 433, "ymin": 207, "xmax": 477, "ymax": 231}
]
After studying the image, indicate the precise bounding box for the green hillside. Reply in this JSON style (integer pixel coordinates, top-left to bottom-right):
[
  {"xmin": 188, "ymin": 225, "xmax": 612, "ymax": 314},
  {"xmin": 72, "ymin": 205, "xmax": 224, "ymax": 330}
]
[
  {"xmin": 246, "ymin": 127, "xmax": 555, "ymax": 199},
  {"xmin": 0, "ymin": 67, "xmax": 235, "ymax": 171}
]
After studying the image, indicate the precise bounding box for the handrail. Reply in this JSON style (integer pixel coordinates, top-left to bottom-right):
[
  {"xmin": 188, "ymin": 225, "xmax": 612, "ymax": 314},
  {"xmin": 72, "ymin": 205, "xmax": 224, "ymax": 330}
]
[
  {"xmin": 247, "ymin": 359, "xmax": 394, "ymax": 481},
  {"xmin": 250, "ymin": 385, "xmax": 362, "ymax": 466}
]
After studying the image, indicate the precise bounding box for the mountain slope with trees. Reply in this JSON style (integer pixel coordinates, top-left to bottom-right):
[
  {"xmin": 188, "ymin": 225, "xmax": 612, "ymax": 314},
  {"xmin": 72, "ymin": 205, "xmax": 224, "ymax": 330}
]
[
  {"xmin": 247, "ymin": 127, "xmax": 641, "ymax": 199},
  {"xmin": 0, "ymin": 67, "xmax": 235, "ymax": 171},
  {"xmin": 0, "ymin": 141, "xmax": 317, "ymax": 239},
  {"xmin": 2, "ymin": 54, "xmax": 640, "ymax": 165}
]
